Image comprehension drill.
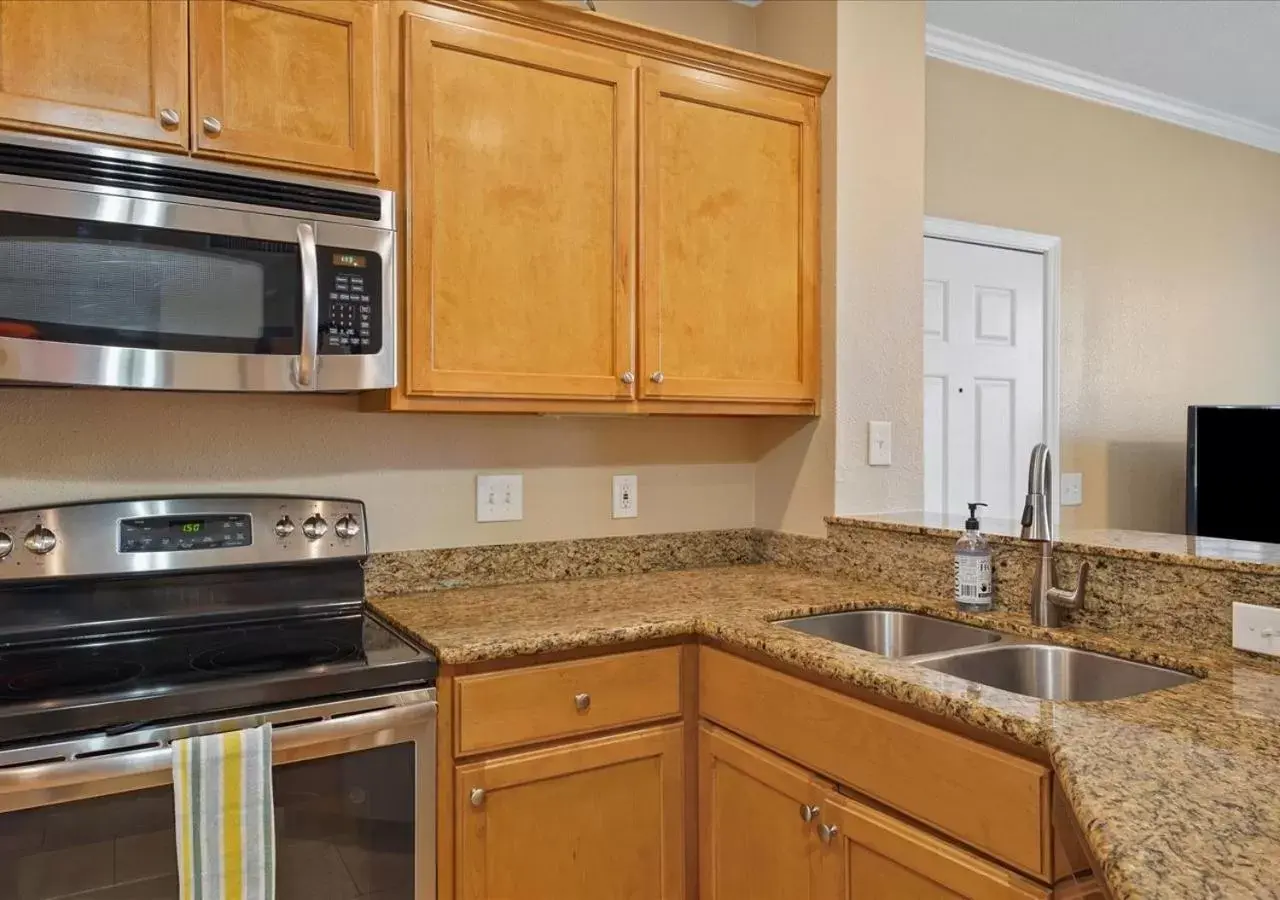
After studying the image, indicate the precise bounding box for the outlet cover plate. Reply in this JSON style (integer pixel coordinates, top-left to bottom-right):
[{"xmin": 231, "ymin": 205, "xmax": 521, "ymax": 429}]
[
  {"xmin": 1061, "ymin": 472, "xmax": 1083, "ymax": 507},
  {"xmin": 612, "ymin": 474, "xmax": 638, "ymax": 519},
  {"xmin": 1233, "ymin": 602, "xmax": 1280, "ymax": 658},
  {"xmin": 477, "ymin": 474, "xmax": 523, "ymax": 523}
]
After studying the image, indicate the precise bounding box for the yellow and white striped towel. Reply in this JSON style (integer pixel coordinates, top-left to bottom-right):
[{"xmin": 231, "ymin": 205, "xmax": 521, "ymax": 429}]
[{"xmin": 173, "ymin": 724, "xmax": 275, "ymax": 900}]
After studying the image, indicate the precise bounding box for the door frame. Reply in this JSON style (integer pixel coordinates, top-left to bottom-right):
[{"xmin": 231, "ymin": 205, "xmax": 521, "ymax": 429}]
[{"xmin": 923, "ymin": 217, "xmax": 1062, "ymax": 526}]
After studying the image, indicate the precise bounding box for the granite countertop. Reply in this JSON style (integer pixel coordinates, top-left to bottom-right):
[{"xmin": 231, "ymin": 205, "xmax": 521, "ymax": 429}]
[{"xmin": 371, "ymin": 565, "xmax": 1280, "ymax": 900}]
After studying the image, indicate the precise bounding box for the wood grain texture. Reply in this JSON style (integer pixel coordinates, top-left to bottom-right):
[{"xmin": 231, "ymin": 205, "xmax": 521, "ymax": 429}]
[
  {"xmin": 455, "ymin": 723, "xmax": 685, "ymax": 900},
  {"xmin": 191, "ymin": 0, "xmax": 378, "ymax": 177},
  {"xmin": 365, "ymin": 391, "xmax": 817, "ymax": 415},
  {"xmin": 699, "ymin": 723, "xmax": 825, "ymax": 900},
  {"xmin": 454, "ymin": 646, "xmax": 682, "ymax": 756},
  {"xmin": 699, "ymin": 647, "xmax": 1051, "ymax": 879},
  {"xmin": 0, "ymin": 0, "xmax": 187, "ymax": 150},
  {"xmin": 639, "ymin": 63, "xmax": 819, "ymax": 403},
  {"xmin": 403, "ymin": 9, "xmax": 635, "ymax": 400}
]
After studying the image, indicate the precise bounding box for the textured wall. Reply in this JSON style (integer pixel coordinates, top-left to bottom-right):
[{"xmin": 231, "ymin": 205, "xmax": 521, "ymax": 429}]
[
  {"xmin": 585, "ymin": 0, "xmax": 758, "ymax": 50},
  {"xmin": 926, "ymin": 60, "xmax": 1280, "ymax": 532}
]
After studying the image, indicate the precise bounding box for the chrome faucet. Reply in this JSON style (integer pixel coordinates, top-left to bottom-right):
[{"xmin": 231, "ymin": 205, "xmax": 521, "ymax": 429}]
[{"xmin": 1020, "ymin": 443, "xmax": 1090, "ymax": 627}]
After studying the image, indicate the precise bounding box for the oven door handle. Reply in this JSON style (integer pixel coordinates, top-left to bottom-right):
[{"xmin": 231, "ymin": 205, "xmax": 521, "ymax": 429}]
[
  {"xmin": 293, "ymin": 221, "xmax": 320, "ymax": 389},
  {"xmin": 0, "ymin": 701, "xmax": 435, "ymax": 801}
]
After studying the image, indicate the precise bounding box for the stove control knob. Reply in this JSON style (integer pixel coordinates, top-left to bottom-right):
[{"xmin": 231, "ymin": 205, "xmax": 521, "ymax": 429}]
[
  {"xmin": 302, "ymin": 515, "xmax": 328, "ymax": 540},
  {"xmin": 335, "ymin": 515, "xmax": 361, "ymax": 540},
  {"xmin": 0, "ymin": 532, "xmax": 11, "ymax": 559},
  {"xmin": 24, "ymin": 525, "xmax": 56, "ymax": 555},
  {"xmin": 274, "ymin": 516, "xmax": 296, "ymax": 538}
]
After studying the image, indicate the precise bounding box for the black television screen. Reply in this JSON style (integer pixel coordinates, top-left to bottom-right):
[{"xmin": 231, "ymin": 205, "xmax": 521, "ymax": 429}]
[{"xmin": 1187, "ymin": 406, "xmax": 1280, "ymax": 542}]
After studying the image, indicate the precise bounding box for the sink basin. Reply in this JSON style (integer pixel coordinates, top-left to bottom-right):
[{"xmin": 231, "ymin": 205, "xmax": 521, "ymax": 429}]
[
  {"xmin": 778, "ymin": 610, "xmax": 1002, "ymax": 658},
  {"xmin": 916, "ymin": 644, "xmax": 1197, "ymax": 701}
]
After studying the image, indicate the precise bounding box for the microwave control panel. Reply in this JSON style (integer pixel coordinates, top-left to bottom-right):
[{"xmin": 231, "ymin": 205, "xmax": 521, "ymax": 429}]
[{"xmin": 318, "ymin": 247, "xmax": 382, "ymax": 355}]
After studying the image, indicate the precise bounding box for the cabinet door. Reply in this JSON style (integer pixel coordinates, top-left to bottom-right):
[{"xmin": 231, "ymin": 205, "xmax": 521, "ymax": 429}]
[
  {"xmin": 700, "ymin": 724, "xmax": 825, "ymax": 900},
  {"xmin": 640, "ymin": 64, "xmax": 818, "ymax": 404},
  {"xmin": 817, "ymin": 792, "xmax": 1050, "ymax": 900},
  {"xmin": 191, "ymin": 0, "xmax": 377, "ymax": 177},
  {"xmin": 456, "ymin": 724, "xmax": 684, "ymax": 900},
  {"xmin": 403, "ymin": 13, "xmax": 635, "ymax": 401},
  {"xmin": 0, "ymin": 0, "xmax": 187, "ymax": 149}
]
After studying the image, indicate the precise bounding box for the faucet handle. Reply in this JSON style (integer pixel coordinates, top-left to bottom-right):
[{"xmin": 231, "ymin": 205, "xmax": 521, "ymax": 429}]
[{"xmin": 1048, "ymin": 560, "xmax": 1091, "ymax": 612}]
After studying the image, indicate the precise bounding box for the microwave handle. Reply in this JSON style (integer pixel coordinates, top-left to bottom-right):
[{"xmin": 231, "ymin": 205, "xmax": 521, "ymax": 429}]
[{"xmin": 294, "ymin": 222, "xmax": 320, "ymax": 388}]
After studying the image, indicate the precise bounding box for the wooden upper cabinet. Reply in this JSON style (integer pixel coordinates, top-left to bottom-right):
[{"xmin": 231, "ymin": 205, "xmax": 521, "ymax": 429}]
[
  {"xmin": 455, "ymin": 724, "xmax": 685, "ymax": 900},
  {"xmin": 191, "ymin": 0, "xmax": 378, "ymax": 177},
  {"xmin": 403, "ymin": 12, "xmax": 635, "ymax": 400},
  {"xmin": 0, "ymin": 0, "xmax": 187, "ymax": 150},
  {"xmin": 640, "ymin": 64, "xmax": 819, "ymax": 404}
]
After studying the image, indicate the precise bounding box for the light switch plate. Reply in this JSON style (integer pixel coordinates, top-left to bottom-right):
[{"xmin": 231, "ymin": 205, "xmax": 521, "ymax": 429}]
[
  {"xmin": 612, "ymin": 474, "xmax": 638, "ymax": 519},
  {"xmin": 1233, "ymin": 602, "xmax": 1280, "ymax": 658},
  {"xmin": 476, "ymin": 474, "xmax": 523, "ymax": 522},
  {"xmin": 868, "ymin": 421, "xmax": 892, "ymax": 466},
  {"xmin": 1060, "ymin": 472, "xmax": 1083, "ymax": 507}
]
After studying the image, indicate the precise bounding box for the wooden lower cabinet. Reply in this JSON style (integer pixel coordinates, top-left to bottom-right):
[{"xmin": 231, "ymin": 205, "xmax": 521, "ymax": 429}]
[
  {"xmin": 701, "ymin": 724, "xmax": 1049, "ymax": 900},
  {"xmin": 454, "ymin": 723, "xmax": 685, "ymax": 900}
]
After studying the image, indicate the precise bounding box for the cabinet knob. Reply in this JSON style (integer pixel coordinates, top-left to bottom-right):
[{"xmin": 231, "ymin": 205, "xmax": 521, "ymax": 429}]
[
  {"xmin": 470, "ymin": 787, "xmax": 485, "ymax": 808},
  {"xmin": 799, "ymin": 804, "xmax": 820, "ymax": 823},
  {"xmin": 818, "ymin": 823, "xmax": 839, "ymax": 843},
  {"xmin": 574, "ymin": 692, "xmax": 591, "ymax": 711},
  {"xmin": 620, "ymin": 371, "xmax": 635, "ymax": 385},
  {"xmin": 158, "ymin": 107, "xmax": 180, "ymax": 127},
  {"xmin": 650, "ymin": 371, "xmax": 664, "ymax": 384},
  {"xmin": 202, "ymin": 116, "xmax": 223, "ymax": 136}
]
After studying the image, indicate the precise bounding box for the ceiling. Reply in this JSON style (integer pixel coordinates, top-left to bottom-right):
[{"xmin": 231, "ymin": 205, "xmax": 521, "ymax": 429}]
[{"xmin": 925, "ymin": 1, "xmax": 1280, "ymax": 132}]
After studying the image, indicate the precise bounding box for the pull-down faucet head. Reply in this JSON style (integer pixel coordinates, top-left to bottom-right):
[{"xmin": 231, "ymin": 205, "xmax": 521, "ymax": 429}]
[{"xmin": 1020, "ymin": 443, "xmax": 1053, "ymax": 542}]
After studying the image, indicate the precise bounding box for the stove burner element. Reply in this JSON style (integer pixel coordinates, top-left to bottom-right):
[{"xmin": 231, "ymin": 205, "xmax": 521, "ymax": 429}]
[
  {"xmin": 191, "ymin": 636, "xmax": 361, "ymax": 675},
  {"xmin": 5, "ymin": 659, "xmax": 146, "ymax": 700}
]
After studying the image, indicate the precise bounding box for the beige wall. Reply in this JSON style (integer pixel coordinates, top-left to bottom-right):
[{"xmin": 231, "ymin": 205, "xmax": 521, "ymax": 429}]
[
  {"xmin": 926, "ymin": 60, "xmax": 1280, "ymax": 532},
  {"xmin": 585, "ymin": 0, "xmax": 757, "ymax": 50}
]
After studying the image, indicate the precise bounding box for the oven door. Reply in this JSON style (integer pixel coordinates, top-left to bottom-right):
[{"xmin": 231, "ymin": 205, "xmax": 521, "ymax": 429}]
[
  {"xmin": 0, "ymin": 689, "xmax": 435, "ymax": 900},
  {"xmin": 0, "ymin": 175, "xmax": 395, "ymax": 392}
]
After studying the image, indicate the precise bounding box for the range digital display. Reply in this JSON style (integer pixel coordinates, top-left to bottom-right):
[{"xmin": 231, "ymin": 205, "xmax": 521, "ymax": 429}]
[{"xmin": 120, "ymin": 514, "xmax": 252, "ymax": 553}]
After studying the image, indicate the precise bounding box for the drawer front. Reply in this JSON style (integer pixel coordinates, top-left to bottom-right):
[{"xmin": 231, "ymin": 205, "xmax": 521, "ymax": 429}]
[
  {"xmin": 699, "ymin": 648, "xmax": 1050, "ymax": 879},
  {"xmin": 456, "ymin": 647, "xmax": 682, "ymax": 755}
]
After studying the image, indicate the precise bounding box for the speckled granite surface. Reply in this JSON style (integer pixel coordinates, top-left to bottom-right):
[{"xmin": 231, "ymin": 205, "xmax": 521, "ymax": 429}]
[{"xmin": 371, "ymin": 565, "xmax": 1280, "ymax": 900}]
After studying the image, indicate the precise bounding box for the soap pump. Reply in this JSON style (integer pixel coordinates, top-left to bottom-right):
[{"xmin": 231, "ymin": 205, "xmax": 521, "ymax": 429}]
[{"xmin": 954, "ymin": 502, "xmax": 993, "ymax": 612}]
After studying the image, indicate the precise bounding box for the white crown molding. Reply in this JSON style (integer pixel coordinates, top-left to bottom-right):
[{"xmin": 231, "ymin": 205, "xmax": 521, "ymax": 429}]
[{"xmin": 925, "ymin": 24, "xmax": 1280, "ymax": 155}]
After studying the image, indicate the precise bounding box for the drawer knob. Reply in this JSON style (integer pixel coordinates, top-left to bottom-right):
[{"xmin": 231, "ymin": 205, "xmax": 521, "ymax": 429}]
[
  {"xmin": 202, "ymin": 116, "xmax": 223, "ymax": 136},
  {"xmin": 799, "ymin": 804, "xmax": 820, "ymax": 823},
  {"xmin": 573, "ymin": 692, "xmax": 591, "ymax": 712},
  {"xmin": 650, "ymin": 371, "xmax": 664, "ymax": 384},
  {"xmin": 158, "ymin": 107, "xmax": 180, "ymax": 127},
  {"xmin": 818, "ymin": 823, "xmax": 839, "ymax": 843},
  {"xmin": 620, "ymin": 371, "xmax": 635, "ymax": 385},
  {"xmin": 470, "ymin": 787, "xmax": 485, "ymax": 808}
]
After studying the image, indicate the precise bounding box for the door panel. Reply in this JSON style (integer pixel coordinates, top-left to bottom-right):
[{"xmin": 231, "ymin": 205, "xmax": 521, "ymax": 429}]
[
  {"xmin": 404, "ymin": 13, "xmax": 635, "ymax": 400},
  {"xmin": 456, "ymin": 724, "xmax": 684, "ymax": 900},
  {"xmin": 923, "ymin": 237, "xmax": 1046, "ymax": 520},
  {"xmin": 191, "ymin": 0, "xmax": 378, "ymax": 177},
  {"xmin": 640, "ymin": 65, "xmax": 818, "ymax": 403},
  {"xmin": 0, "ymin": 0, "xmax": 187, "ymax": 150}
]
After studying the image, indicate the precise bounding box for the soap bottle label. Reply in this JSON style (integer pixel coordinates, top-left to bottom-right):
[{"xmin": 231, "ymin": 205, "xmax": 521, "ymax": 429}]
[{"xmin": 954, "ymin": 554, "xmax": 992, "ymax": 606}]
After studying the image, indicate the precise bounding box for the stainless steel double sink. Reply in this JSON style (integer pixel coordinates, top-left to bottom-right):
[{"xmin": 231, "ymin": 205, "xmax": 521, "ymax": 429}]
[{"xmin": 778, "ymin": 609, "xmax": 1197, "ymax": 701}]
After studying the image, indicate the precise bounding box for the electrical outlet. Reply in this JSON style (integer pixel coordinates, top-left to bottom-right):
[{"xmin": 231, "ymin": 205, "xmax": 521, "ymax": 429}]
[
  {"xmin": 476, "ymin": 474, "xmax": 523, "ymax": 523},
  {"xmin": 612, "ymin": 474, "xmax": 638, "ymax": 519},
  {"xmin": 1061, "ymin": 472, "xmax": 1083, "ymax": 507},
  {"xmin": 1233, "ymin": 602, "xmax": 1280, "ymax": 658},
  {"xmin": 868, "ymin": 421, "xmax": 892, "ymax": 466}
]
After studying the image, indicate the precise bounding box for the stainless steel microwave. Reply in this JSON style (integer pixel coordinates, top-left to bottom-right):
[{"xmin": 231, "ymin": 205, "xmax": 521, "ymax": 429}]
[{"xmin": 0, "ymin": 133, "xmax": 395, "ymax": 392}]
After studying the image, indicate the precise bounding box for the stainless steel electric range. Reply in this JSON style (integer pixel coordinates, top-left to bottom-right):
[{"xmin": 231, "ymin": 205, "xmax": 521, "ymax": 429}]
[{"xmin": 0, "ymin": 495, "xmax": 437, "ymax": 900}]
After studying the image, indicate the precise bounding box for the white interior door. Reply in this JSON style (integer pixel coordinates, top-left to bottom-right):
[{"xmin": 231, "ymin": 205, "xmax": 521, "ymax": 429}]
[{"xmin": 923, "ymin": 237, "xmax": 1046, "ymax": 522}]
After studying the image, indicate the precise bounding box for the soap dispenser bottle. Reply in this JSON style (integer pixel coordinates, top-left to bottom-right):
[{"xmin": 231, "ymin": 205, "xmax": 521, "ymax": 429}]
[{"xmin": 954, "ymin": 502, "xmax": 993, "ymax": 612}]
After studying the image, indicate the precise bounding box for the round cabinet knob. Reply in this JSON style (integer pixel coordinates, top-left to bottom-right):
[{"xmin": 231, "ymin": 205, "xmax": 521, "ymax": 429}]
[
  {"xmin": 650, "ymin": 371, "xmax": 664, "ymax": 384},
  {"xmin": 469, "ymin": 788, "xmax": 485, "ymax": 808},
  {"xmin": 799, "ymin": 804, "xmax": 820, "ymax": 823},
  {"xmin": 0, "ymin": 532, "xmax": 11, "ymax": 559},
  {"xmin": 158, "ymin": 107, "xmax": 180, "ymax": 127},
  {"xmin": 301, "ymin": 515, "xmax": 328, "ymax": 540},
  {"xmin": 620, "ymin": 371, "xmax": 635, "ymax": 385},
  {"xmin": 573, "ymin": 692, "xmax": 591, "ymax": 712},
  {"xmin": 335, "ymin": 515, "xmax": 361, "ymax": 539},
  {"xmin": 274, "ymin": 516, "xmax": 296, "ymax": 538},
  {"xmin": 23, "ymin": 525, "xmax": 56, "ymax": 555},
  {"xmin": 818, "ymin": 823, "xmax": 839, "ymax": 844},
  {"xmin": 201, "ymin": 116, "xmax": 223, "ymax": 136}
]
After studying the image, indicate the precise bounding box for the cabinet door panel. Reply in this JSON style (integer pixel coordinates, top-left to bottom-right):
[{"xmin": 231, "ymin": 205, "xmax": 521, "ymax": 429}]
[
  {"xmin": 191, "ymin": 0, "xmax": 377, "ymax": 177},
  {"xmin": 700, "ymin": 724, "xmax": 824, "ymax": 900},
  {"xmin": 0, "ymin": 0, "xmax": 187, "ymax": 149},
  {"xmin": 640, "ymin": 66, "xmax": 818, "ymax": 403},
  {"xmin": 456, "ymin": 724, "xmax": 684, "ymax": 900},
  {"xmin": 404, "ymin": 13, "xmax": 634, "ymax": 400}
]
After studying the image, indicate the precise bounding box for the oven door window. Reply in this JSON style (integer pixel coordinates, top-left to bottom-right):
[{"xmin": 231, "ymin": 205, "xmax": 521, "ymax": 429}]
[
  {"xmin": 0, "ymin": 212, "xmax": 301, "ymax": 354},
  {"xmin": 0, "ymin": 744, "xmax": 416, "ymax": 900}
]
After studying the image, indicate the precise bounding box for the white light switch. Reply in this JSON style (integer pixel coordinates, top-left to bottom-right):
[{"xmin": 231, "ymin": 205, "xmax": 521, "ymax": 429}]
[
  {"xmin": 868, "ymin": 421, "xmax": 892, "ymax": 466},
  {"xmin": 476, "ymin": 474, "xmax": 523, "ymax": 522},
  {"xmin": 1233, "ymin": 602, "xmax": 1280, "ymax": 658},
  {"xmin": 612, "ymin": 474, "xmax": 638, "ymax": 519},
  {"xmin": 1061, "ymin": 472, "xmax": 1083, "ymax": 507}
]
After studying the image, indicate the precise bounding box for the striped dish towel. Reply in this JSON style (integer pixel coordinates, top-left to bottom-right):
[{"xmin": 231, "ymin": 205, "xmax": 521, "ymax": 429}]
[{"xmin": 173, "ymin": 724, "xmax": 276, "ymax": 900}]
